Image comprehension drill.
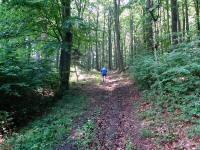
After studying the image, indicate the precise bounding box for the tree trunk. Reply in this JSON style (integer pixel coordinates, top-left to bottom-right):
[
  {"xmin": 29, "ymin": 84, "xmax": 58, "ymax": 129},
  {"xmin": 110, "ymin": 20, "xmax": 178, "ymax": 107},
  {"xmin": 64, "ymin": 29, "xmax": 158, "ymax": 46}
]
[
  {"xmin": 177, "ymin": 3, "xmax": 182, "ymax": 43},
  {"xmin": 171, "ymin": 0, "xmax": 179, "ymax": 45},
  {"xmin": 108, "ymin": 8, "xmax": 112, "ymax": 70},
  {"xmin": 60, "ymin": 0, "xmax": 72, "ymax": 92},
  {"xmin": 146, "ymin": 0, "xmax": 154, "ymax": 52},
  {"xmin": 102, "ymin": 11, "xmax": 106, "ymax": 67},
  {"xmin": 95, "ymin": 8, "xmax": 100, "ymax": 71},
  {"xmin": 114, "ymin": 29, "xmax": 118, "ymax": 69},
  {"xmin": 194, "ymin": 0, "xmax": 200, "ymax": 35},
  {"xmin": 130, "ymin": 12, "xmax": 134, "ymax": 59},
  {"xmin": 166, "ymin": 0, "xmax": 171, "ymax": 44},
  {"xmin": 114, "ymin": 0, "xmax": 123, "ymax": 71},
  {"xmin": 182, "ymin": 2, "xmax": 186, "ymax": 40},
  {"xmin": 185, "ymin": 0, "xmax": 190, "ymax": 41}
]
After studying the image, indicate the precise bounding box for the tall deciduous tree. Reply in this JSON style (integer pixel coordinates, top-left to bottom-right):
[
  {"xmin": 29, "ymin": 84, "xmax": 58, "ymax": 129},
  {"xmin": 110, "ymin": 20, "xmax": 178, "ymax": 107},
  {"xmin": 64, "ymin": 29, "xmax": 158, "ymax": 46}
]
[
  {"xmin": 130, "ymin": 11, "xmax": 134, "ymax": 59},
  {"xmin": 171, "ymin": 0, "xmax": 179, "ymax": 45},
  {"xmin": 193, "ymin": 0, "xmax": 200, "ymax": 35},
  {"xmin": 145, "ymin": 0, "xmax": 154, "ymax": 52},
  {"xmin": 185, "ymin": 0, "xmax": 190, "ymax": 41},
  {"xmin": 108, "ymin": 7, "xmax": 113, "ymax": 70},
  {"xmin": 95, "ymin": 7, "xmax": 100, "ymax": 71},
  {"xmin": 114, "ymin": 0, "xmax": 123, "ymax": 71},
  {"xmin": 60, "ymin": 0, "xmax": 72, "ymax": 92}
]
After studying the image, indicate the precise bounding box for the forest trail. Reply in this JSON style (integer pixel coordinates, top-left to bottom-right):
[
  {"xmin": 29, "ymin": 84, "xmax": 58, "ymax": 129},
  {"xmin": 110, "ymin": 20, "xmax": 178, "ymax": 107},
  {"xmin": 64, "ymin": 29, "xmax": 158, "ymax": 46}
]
[
  {"xmin": 58, "ymin": 73, "xmax": 155, "ymax": 150},
  {"xmin": 84, "ymin": 73, "xmax": 153, "ymax": 149}
]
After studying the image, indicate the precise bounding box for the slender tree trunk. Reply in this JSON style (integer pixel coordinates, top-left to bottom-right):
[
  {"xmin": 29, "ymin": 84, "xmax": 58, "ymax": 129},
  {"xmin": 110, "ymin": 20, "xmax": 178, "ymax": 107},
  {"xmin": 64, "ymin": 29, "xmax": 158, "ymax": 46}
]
[
  {"xmin": 171, "ymin": 0, "xmax": 179, "ymax": 45},
  {"xmin": 92, "ymin": 49, "xmax": 95, "ymax": 69},
  {"xmin": 114, "ymin": 29, "xmax": 118, "ymax": 69},
  {"xmin": 95, "ymin": 8, "xmax": 100, "ymax": 71},
  {"xmin": 114, "ymin": 0, "xmax": 123, "ymax": 71},
  {"xmin": 130, "ymin": 12, "xmax": 134, "ymax": 60},
  {"xmin": 177, "ymin": 3, "xmax": 182, "ymax": 43},
  {"xmin": 194, "ymin": 0, "xmax": 200, "ymax": 35},
  {"xmin": 108, "ymin": 8, "xmax": 112, "ymax": 70},
  {"xmin": 123, "ymin": 33, "xmax": 126, "ymax": 66},
  {"xmin": 166, "ymin": 0, "xmax": 171, "ymax": 44},
  {"xmin": 185, "ymin": 0, "xmax": 190, "ymax": 41},
  {"xmin": 102, "ymin": 11, "xmax": 106, "ymax": 67},
  {"xmin": 182, "ymin": 2, "xmax": 186, "ymax": 40},
  {"xmin": 146, "ymin": 0, "xmax": 154, "ymax": 52},
  {"xmin": 60, "ymin": 0, "xmax": 72, "ymax": 91}
]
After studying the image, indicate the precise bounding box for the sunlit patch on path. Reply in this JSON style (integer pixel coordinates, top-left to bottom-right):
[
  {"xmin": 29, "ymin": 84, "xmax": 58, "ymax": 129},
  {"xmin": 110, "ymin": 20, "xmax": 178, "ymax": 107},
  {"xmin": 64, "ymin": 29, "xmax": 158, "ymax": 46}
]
[
  {"xmin": 81, "ymin": 73, "xmax": 155, "ymax": 150},
  {"xmin": 58, "ymin": 73, "xmax": 155, "ymax": 150}
]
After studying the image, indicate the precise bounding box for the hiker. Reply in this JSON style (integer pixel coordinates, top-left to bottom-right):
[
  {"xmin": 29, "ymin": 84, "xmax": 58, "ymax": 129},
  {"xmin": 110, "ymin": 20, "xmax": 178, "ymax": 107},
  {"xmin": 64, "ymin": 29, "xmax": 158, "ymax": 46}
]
[{"xmin": 101, "ymin": 67, "xmax": 107, "ymax": 82}]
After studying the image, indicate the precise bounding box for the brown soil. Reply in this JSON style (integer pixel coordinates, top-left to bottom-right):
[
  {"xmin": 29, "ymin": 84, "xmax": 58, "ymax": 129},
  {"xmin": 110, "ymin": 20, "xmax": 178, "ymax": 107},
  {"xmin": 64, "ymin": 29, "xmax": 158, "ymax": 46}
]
[{"xmin": 57, "ymin": 73, "xmax": 155, "ymax": 150}]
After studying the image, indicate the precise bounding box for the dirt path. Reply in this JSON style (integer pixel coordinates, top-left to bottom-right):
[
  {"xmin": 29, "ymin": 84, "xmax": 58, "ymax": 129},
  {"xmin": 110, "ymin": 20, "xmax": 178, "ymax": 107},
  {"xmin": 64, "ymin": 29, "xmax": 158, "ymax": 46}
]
[{"xmin": 57, "ymin": 73, "xmax": 154, "ymax": 150}]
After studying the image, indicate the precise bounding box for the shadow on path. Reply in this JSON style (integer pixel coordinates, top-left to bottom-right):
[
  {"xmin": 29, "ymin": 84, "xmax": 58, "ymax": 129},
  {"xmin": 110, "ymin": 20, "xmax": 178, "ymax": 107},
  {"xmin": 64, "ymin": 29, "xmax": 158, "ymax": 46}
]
[{"xmin": 57, "ymin": 73, "xmax": 155, "ymax": 150}]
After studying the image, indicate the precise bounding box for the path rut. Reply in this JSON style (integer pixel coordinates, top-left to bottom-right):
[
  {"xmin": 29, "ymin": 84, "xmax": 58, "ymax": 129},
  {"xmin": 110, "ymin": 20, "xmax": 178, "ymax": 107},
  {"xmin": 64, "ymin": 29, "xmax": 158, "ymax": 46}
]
[{"xmin": 57, "ymin": 73, "xmax": 154, "ymax": 150}]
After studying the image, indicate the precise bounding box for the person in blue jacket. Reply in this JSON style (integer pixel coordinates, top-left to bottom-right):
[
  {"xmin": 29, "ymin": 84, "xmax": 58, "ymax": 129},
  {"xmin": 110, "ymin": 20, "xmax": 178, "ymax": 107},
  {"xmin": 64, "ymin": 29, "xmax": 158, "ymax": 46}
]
[{"xmin": 101, "ymin": 67, "xmax": 107, "ymax": 82}]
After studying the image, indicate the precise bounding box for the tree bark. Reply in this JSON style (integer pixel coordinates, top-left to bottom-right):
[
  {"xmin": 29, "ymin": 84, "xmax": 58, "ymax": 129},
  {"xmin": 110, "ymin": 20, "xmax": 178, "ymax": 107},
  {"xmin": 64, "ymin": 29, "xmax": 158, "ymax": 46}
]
[
  {"xmin": 145, "ymin": 0, "xmax": 154, "ymax": 52},
  {"xmin": 102, "ymin": 11, "xmax": 106, "ymax": 67},
  {"xmin": 171, "ymin": 0, "xmax": 179, "ymax": 45},
  {"xmin": 185, "ymin": 0, "xmax": 190, "ymax": 41},
  {"xmin": 108, "ymin": 8, "xmax": 113, "ymax": 70},
  {"xmin": 130, "ymin": 12, "xmax": 134, "ymax": 59},
  {"xmin": 166, "ymin": 0, "xmax": 171, "ymax": 44},
  {"xmin": 177, "ymin": 3, "xmax": 182, "ymax": 43},
  {"xmin": 114, "ymin": 0, "xmax": 123, "ymax": 71},
  {"xmin": 193, "ymin": 0, "xmax": 200, "ymax": 35},
  {"xmin": 182, "ymin": 2, "xmax": 186, "ymax": 40},
  {"xmin": 60, "ymin": 0, "xmax": 72, "ymax": 92},
  {"xmin": 95, "ymin": 8, "xmax": 100, "ymax": 71}
]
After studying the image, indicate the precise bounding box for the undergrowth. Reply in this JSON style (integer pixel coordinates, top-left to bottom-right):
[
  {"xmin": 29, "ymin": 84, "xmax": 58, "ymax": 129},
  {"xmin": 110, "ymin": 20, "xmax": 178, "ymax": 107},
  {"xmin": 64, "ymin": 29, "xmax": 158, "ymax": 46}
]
[
  {"xmin": 75, "ymin": 119, "xmax": 96, "ymax": 150},
  {"xmin": 130, "ymin": 38, "xmax": 200, "ymax": 118},
  {"xmin": 1, "ymin": 92, "xmax": 88, "ymax": 150},
  {"xmin": 130, "ymin": 38, "xmax": 200, "ymax": 146},
  {"xmin": 0, "ymin": 59, "xmax": 59, "ymax": 135}
]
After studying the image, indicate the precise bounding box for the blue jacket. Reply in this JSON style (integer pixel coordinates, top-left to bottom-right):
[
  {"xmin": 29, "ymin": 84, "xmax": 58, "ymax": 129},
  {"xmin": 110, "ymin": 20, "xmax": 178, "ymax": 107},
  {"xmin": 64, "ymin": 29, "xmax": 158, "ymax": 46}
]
[{"xmin": 101, "ymin": 67, "xmax": 107, "ymax": 75}]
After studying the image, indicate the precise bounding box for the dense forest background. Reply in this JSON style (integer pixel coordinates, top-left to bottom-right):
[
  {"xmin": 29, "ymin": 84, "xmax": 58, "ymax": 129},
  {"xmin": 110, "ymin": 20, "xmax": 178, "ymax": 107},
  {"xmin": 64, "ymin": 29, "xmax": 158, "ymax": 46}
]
[{"xmin": 1, "ymin": 0, "xmax": 200, "ymax": 149}]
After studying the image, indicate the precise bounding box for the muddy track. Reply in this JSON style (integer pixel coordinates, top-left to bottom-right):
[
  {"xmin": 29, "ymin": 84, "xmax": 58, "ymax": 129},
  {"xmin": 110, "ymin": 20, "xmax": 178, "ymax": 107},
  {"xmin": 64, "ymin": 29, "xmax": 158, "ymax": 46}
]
[{"xmin": 57, "ymin": 74, "xmax": 154, "ymax": 150}]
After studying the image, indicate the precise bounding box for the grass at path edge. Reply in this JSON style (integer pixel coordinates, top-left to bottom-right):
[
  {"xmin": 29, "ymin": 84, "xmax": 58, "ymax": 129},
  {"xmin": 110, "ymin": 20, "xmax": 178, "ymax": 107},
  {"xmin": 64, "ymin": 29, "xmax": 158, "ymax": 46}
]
[{"xmin": 1, "ymin": 92, "xmax": 88, "ymax": 150}]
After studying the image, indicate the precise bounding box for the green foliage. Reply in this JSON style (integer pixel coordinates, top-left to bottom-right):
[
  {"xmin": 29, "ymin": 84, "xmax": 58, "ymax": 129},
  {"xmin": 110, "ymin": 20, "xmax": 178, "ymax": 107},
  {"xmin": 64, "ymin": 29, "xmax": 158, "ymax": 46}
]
[
  {"xmin": 0, "ymin": 58, "xmax": 59, "ymax": 131},
  {"xmin": 1, "ymin": 94, "xmax": 88, "ymax": 150},
  {"xmin": 125, "ymin": 139, "xmax": 136, "ymax": 150},
  {"xmin": 159, "ymin": 133, "xmax": 178, "ymax": 144},
  {"xmin": 75, "ymin": 120, "xmax": 95, "ymax": 150},
  {"xmin": 188, "ymin": 124, "xmax": 200, "ymax": 139},
  {"xmin": 0, "ymin": 60, "xmax": 59, "ymax": 96},
  {"xmin": 130, "ymin": 39, "xmax": 200, "ymax": 118},
  {"xmin": 140, "ymin": 128, "xmax": 155, "ymax": 139},
  {"xmin": 138, "ymin": 109, "xmax": 157, "ymax": 120}
]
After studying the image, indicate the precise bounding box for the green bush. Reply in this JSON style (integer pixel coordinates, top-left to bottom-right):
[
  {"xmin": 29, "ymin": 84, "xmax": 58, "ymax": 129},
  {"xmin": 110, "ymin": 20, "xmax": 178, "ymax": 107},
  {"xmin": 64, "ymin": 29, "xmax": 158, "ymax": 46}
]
[
  {"xmin": 140, "ymin": 128, "xmax": 155, "ymax": 139},
  {"xmin": 188, "ymin": 124, "xmax": 200, "ymax": 139},
  {"xmin": 0, "ymin": 59, "xmax": 59, "ymax": 96},
  {"xmin": 0, "ymin": 59, "xmax": 59, "ymax": 134},
  {"xmin": 130, "ymin": 39, "xmax": 200, "ymax": 118}
]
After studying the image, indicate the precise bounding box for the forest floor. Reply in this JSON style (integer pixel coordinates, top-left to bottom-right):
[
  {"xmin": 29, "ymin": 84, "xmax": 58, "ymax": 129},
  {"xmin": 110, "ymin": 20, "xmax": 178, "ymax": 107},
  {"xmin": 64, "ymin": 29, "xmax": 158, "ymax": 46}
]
[
  {"xmin": 58, "ymin": 73, "xmax": 155, "ymax": 150},
  {"xmin": 57, "ymin": 72, "xmax": 200, "ymax": 150},
  {"xmin": 2, "ymin": 72, "xmax": 199, "ymax": 149}
]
